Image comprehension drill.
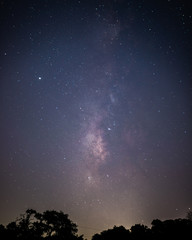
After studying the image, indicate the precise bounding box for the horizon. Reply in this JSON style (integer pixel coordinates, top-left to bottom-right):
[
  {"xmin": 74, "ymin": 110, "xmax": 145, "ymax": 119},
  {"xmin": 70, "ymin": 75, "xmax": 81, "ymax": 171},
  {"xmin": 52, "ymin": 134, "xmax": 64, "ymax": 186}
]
[{"xmin": 1, "ymin": 208, "xmax": 191, "ymax": 240}]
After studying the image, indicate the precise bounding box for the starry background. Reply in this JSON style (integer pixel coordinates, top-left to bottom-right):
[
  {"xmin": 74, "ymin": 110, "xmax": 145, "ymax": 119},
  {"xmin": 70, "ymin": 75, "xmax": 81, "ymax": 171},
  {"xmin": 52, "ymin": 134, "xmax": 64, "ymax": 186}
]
[{"xmin": 0, "ymin": 0, "xmax": 192, "ymax": 239}]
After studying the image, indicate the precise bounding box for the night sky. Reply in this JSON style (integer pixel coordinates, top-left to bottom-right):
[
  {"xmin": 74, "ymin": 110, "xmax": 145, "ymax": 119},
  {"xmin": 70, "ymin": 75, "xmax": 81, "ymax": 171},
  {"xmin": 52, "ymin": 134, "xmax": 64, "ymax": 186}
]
[{"xmin": 0, "ymin": 0, "xmax": 192, "ymax": 239}]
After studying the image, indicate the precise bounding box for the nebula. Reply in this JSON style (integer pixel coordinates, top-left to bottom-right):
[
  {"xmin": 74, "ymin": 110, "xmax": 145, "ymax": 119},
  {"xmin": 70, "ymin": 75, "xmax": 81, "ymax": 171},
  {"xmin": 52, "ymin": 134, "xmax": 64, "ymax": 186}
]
[{"xmin": 79, "ymin": 106, "xmax": 109, "ymax": 186}]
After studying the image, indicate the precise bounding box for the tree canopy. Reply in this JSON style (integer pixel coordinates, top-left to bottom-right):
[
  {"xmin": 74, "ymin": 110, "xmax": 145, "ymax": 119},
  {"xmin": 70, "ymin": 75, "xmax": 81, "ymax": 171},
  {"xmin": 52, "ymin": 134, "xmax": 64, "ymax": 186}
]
[
  {"xmin": 0, "ymin": 209, "xmax": 83, "ymax": 240},
  {"xmin": 1, "ymin": 210, "xmax": 192, "ymax": 240},
  {"xmin": 92, "ymin": 217, "xmax": 192, "ymax": 240}
]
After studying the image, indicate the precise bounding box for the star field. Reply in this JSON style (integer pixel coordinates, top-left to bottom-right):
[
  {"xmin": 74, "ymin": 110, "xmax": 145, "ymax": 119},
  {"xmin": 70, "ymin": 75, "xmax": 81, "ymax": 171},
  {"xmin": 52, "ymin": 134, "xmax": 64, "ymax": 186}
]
[{"xmin": 0, "ymin": 1, "xmax": 192, "ymax": 239}]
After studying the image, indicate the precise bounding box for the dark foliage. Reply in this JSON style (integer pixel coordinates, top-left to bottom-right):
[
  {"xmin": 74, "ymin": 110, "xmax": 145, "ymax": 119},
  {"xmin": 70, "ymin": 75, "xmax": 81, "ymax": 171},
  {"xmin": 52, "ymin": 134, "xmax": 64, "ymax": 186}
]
[
  {"xmin": 0, "ymin": 209, "xmax": 83, "ymax": 240},
  {"xmin": 187, "ymin": 210, "xmax": 192, "ymax": 221},
  {"xmin": 92, "ymin": 214, "xmax": 192, "ymax": 240},
  {"xmin": 1, "ymin": 210, "xmax": 192, "ymax": 240},
  {"xmin": 92, "ymin": 225, "xmax": 130, "ymax": 240},
  {"xmin": 151, "ymin": 218, "xmax": 192, "ymax": 239}
]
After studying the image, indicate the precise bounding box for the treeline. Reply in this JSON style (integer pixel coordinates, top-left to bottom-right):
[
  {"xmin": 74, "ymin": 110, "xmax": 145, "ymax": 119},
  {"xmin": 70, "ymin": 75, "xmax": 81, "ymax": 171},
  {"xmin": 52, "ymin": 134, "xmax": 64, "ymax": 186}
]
[
  {"xmin": 0, "ymin": 209, "xmax": 83, "ymax": 240},
  {"xmin": 0, "ymin": 209, "xmax": 192, "ymax": 240},
  {"xmin": 92, "ymin": 218, "xmax": 192, "ymax": 240}
]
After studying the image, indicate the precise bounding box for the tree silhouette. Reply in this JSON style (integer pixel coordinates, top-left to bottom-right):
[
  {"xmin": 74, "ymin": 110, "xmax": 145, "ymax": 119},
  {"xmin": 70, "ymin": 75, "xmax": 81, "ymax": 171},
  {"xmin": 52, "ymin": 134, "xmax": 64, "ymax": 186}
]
[
  {"xmin": 187, "ymin": 211, "xmax": 192, "ymax": 221},
  {"xmin": 130, "ymin": 224, "xmax": 151, "ymax": 239},
  {"xmin": 40, "ymin": 210, "xmax": 80, "ymax": 239},
  {"xmin": 1, "ymin": 209, "xmax": 192, "ymax": 240},
  {"xmin": 0, "ymin": 224, "xmax": 6, "ymax": 239},
  {"xmin": 1, "ymin": 209, "xmax": 83, "ymax": 240},
  {"xmin": 92, "ymin": 218, "xmax": 192, "ymax": 240},
  {"xmin": 151, "ymin": 218, "xmax": 192, "ymax": 239},
  {"xmin": 92, "ymin": 225, "xmax": 130, "ymax": 240}
]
